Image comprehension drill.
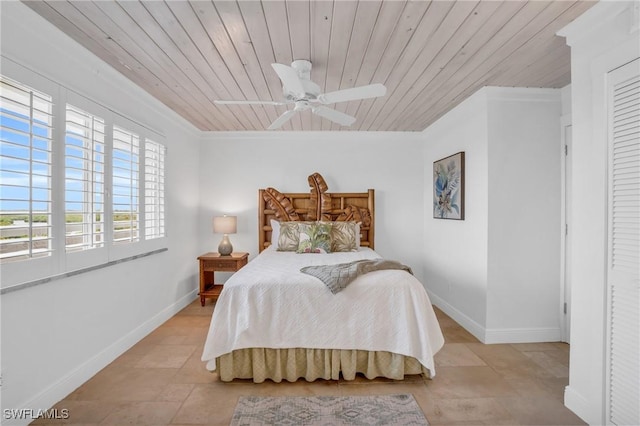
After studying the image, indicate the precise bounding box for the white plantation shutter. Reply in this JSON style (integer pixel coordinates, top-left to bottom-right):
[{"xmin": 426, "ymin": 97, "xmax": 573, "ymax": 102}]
[
  {"xmin": 144, "ymin": 139, "xmax": 165, "ymax": 240},
  {"xmin": 65, "ymin": 105, "xmax": 105, "ymax": 252},
  {"xmin": 0, "ymin": 67, "xmax": 170, "ymax": 288},
  {"xmin": 0, "ymin": 77, "xmax": 53, "ymax": 262},
  {"xmin": 607, "ymin": 58, "xmax": 640, "ymax": 426},
  {"xmin": 112, "ymin": 125, "xmax": 139, "ymax": 244}
]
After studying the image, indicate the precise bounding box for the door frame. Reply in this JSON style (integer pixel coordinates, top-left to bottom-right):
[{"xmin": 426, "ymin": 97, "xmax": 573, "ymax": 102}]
[{"xmin": 560, "ymin": 113, "xmax": 572, "ymax": 343}]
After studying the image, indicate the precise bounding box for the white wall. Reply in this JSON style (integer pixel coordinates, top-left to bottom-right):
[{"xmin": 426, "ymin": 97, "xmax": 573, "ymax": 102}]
[
  {"xmin": 422, "ymin": 87, "xmax": 563, "ymax": 343},
  {"xmin": 198, "ymin": 131, "xmax": 426, "ymax": 281},
  {"xmin": 0, "ymin": 3, "xmax": 201, "ymax": 422},
  {"xmin": 486, "ymin": 88, "xmax": 562, "ymax": 342},
  {"xmin": 421, "ymin": 91, "xmax": 490, "ymax": 337},
  {"xmin": 561, "ymin": 85, "xmax": 572, "ymax": 117},
  {"xmin": 558, "ymin": 2, "xmax": 640, "ymax": 424}
]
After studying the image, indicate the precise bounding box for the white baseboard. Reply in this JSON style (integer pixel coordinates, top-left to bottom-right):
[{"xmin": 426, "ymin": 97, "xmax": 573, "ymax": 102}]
[
  {"xmin": 426, "ymin": 290, "xmax": 486, "ymax": 342},
  {"xmin": 564, "ymin": 385, "xmax": 598, "ymax": 425},
  {"xmin": 484, "ymin": 326, "xmax": 562, "ymax": 344},
  {"xmin": 427, "ymin": 290, "xmax": 562, "ymax": 344},
  {"xmin": 4, "ymin": 289, "xmax": 197, "ymax": 426}
]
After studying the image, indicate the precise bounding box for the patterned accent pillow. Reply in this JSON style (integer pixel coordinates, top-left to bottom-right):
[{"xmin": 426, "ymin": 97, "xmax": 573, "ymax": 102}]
[
  {"xmin": 327, "ymin": 221, "xmax": 358, "ymax": 252},
  {"xmin": 297, "ymin": 222, "xmax": 332, "ymax": 254},
  {"xmin": 277, "ymin": 221, "xmax": 301, "ymax": 251}
]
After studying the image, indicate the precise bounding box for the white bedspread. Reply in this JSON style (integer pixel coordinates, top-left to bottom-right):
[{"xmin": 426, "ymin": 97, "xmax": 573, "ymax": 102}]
[{"xmin": 201, "ymin": 247, "xmax": 445, "ymax": 376}]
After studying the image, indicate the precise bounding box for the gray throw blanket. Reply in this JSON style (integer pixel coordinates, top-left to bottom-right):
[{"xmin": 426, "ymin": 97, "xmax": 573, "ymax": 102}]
[{"xmin": 300, "ymin": 259, "xmax": 413, "ymax": 294}]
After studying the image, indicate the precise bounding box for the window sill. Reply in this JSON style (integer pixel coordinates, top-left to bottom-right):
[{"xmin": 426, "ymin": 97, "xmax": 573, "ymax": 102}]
[{"xmin": 0, "ymin": 248, "xmax": 168, "ymax": 295}]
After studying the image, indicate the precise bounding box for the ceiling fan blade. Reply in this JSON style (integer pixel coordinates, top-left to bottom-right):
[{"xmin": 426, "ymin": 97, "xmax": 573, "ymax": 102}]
[
  {"xmin": 214, "ymin": 100, "xmax": 289, "ymax": 106},
  {"xmin": 312, "ymin": 106, "xmax": 356, "ymax": 126},
  {"xmin": 268, "ymin": 109, "xmax": 298, "ymax": 130},
  {"xmin": 271, "ymin": 63, "xmax": 305, "ymax": 98},
  {"xmin": 318, "ymin": 83, "xmax": 387, "ymax": 104}
]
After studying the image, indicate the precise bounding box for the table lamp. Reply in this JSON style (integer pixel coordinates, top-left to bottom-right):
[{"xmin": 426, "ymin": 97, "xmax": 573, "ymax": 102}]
[{"xmin": 213, "ymin": 215, "xmax": 237, "ymax": 256}]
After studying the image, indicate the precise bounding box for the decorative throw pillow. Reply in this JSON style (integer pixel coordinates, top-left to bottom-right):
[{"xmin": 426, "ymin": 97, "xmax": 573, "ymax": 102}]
[
  {"xmin": 277, "ymin": 221, "xmax": 301, "ymax": 251},
  {"xmin": 297, "ymin": 222, "xmax": 332, "ymax": 254},
  {"xmin": 327, "ymin": 221, "xmax": 358, "ymax": 252}
]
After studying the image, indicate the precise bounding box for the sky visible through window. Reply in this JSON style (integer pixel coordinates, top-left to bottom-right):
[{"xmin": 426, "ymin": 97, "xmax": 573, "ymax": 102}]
[
  {"xmin": 0, "ymin": 107, "xmax": 52, "ymax": 214},
  {"xmin": 65, "ymin": 106, "xmax": 105, "ymax": 218},
  {"xmin": 1, "ymin": 109, "xmax": 138, "ymax": 214}
]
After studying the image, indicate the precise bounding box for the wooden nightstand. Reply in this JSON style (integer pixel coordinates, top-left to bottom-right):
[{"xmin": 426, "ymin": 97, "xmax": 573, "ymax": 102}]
[{"xmin": 197, "ymin": 252, "xmax": 248, "ymax": 306}]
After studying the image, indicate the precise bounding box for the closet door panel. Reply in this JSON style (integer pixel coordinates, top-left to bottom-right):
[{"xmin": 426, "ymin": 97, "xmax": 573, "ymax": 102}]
[{"xmin": 607, "ymin": 57, "xmax": 640, "ymax": 426}]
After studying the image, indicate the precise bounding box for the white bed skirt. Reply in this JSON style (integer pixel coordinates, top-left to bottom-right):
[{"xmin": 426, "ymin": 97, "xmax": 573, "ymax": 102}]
[{"xmin": 214, "ymin": 348, "xmax": 431, "ymax": 383}]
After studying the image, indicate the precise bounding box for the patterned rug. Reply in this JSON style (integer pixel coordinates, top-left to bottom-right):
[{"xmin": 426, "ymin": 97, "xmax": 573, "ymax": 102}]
[{"xmin": 230, "ymin": 393, "xmax": 429, "ymax": 425}]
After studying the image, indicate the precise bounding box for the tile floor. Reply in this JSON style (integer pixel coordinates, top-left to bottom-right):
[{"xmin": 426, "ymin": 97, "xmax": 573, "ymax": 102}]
[{"xmin": 34, "ymin": 300, "xmax": 585, "ymax": 425}]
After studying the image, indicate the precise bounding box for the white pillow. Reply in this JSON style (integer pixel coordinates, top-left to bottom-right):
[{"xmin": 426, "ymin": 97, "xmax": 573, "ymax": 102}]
[{"xmin": 270, "ymin": 219, "xmax": 280, "ymax": 246}]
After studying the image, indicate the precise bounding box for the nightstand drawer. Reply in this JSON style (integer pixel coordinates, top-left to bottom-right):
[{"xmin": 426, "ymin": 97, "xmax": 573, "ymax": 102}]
[{"xmin": 203, "ymin": 259, "xmax": 237, "ymax": 271}]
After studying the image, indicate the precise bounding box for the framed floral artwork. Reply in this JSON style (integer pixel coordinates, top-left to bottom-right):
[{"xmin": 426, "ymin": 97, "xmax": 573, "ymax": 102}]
[{"xmin": 433, "ymin": 151, "xmax": 465, "ymax": 220}]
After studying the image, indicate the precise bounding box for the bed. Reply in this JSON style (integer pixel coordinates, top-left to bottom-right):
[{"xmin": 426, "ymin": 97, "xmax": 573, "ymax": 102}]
[{"xmin": 201, "ymin": 174, "xmax": 444, "ymax": 383}]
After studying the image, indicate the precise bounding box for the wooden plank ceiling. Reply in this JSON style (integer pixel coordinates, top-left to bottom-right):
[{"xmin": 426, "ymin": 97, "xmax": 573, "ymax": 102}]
[{"xmin": 23, "ymin": 0, "xmax": 596, "ymax": 132}]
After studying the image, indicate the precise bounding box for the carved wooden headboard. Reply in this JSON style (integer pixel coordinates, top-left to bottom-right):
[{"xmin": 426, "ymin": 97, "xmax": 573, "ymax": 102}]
[{"xmin": 258, "ymin": 173, "xmax": 375, "ymax": 252}]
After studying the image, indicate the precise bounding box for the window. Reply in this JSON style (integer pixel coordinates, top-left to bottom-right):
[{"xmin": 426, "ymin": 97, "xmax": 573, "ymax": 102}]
[
  {"xmin": 0, "ymin": 77, "xmax": 53, "ymax": 263},
  {"xmin": 0, "ymin": 70, "xmax": 167, "ymax": 286},
  {"xmin": 112, "ymin": 126, "xmax": 139, "ymax": 244},
  {"xmin": 65, "ymin": 105, "xmax": 105, "ymax": 252},
  {"xmin": 144, "ymin": 139, "xmax": 165, "ymax": 240}
]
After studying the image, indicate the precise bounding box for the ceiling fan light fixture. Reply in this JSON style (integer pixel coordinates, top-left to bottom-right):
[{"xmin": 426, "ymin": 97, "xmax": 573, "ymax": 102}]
[{"xmin": 294, "ymin": 100, "xmax": 310, "ymax": 111}]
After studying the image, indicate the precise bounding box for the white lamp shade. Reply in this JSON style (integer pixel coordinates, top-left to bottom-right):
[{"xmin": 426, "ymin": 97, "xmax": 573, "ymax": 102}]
[{"xmin": 213, "ymin": 215, "xmax": 237, "ymax": 234}]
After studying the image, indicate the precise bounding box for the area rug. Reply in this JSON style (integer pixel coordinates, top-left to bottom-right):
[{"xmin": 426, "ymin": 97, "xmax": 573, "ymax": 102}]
[{"xmin": 230, "ymin": 393, "xmax": 428, "ymax": 425}]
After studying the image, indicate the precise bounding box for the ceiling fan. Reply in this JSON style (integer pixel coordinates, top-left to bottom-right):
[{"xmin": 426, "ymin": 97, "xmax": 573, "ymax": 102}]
[{"xmin": 214, "ymin": 60, "xmax": 387, "ymax": 130}]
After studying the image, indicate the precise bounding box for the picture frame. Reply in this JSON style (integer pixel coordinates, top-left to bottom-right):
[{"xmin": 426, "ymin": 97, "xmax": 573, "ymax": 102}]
[{"xmin": 433, "ymin": 151, "xmax": 465, "ymax": 220}]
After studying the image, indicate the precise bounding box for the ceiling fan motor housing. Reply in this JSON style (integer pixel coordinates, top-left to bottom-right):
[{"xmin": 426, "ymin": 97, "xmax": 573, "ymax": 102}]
[
  {"xmin": 283, "ymin": 60, "xmax": 320, "ymax": 101},
  {"xmin": 291, "ymin": 60, "xmax": 312, "ymax": 79}
]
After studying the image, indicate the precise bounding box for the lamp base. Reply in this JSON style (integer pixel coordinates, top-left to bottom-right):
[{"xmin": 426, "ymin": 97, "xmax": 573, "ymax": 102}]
[{"xmin": 218, "ymin": 234, "xmax": 233, "ymax": 256}]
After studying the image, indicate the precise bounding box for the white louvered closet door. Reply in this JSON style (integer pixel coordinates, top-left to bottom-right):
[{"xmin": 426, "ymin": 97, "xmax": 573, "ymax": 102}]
[{"xmin": 606, "ymin": 57, "xmax": 640, "ymax": 426}]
